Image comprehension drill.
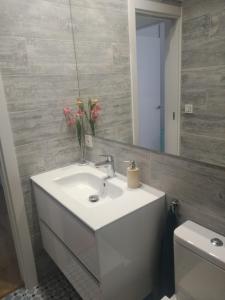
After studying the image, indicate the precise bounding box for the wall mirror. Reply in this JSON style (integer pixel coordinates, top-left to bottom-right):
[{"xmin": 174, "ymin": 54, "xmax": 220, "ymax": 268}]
[{"xmin": 70, "ymin": 0, "xmax": 225, "ymax": 168}]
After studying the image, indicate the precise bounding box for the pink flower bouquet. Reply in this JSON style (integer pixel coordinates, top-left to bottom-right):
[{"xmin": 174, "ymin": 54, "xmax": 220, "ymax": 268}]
[{"xmin": 63, "ymin": 98, "xmax": 101, "ymax": 147}]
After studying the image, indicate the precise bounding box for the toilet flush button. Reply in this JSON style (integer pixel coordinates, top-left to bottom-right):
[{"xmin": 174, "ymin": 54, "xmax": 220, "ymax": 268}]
[{"xmin": 210, "ymin": 238, "xmax": 223, "ymax": 247}]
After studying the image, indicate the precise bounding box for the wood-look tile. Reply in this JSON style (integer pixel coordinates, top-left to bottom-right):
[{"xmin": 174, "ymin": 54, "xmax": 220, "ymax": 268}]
[
  {"xmin": 70, "ymin": 0, "xmax": 127, "ymax": 11},
  {"xmin": 0, "ymin": 37, "xmax": 28, "ymax": 75},
  {"xmin": 26, "ymin": 38, "xmax": 76, "ymax": 76},
  {"xmin": 183, "ymin": 37, "xmax": 225, "ymax": 69},
  {"xmin": 180, "ymin": 134, "xmax": 225, "ymax": 167},
  {"xmin": 0, "ymin": 0, "xmax": 72, "ymax": 40},
  {"xmin": 71, "ymin": 6, "xmax": 129, "ymax": 43},
  {"xmin": 182, "ymin": 0, "xmax": 225, "ymax": 21},
  {"xmin": 9, "ymin": 107, "xmax": 73, "ymax": 146},
  {"xmin": 3, "ymin": 75, "xmax": 78, "ymax": 112},
  {"xmin": 181, "ymin": 112, "xmax": 225, "ymax": 139}
]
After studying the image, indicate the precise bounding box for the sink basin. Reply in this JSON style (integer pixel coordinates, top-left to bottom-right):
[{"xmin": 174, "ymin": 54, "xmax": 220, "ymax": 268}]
[
  {"xmin": 31, "ymin": 163, "xmax": 165, "ymax": 230},
  {"xmin": 54, "ymin": 172, "xmax": 123, "ymax": 207}
]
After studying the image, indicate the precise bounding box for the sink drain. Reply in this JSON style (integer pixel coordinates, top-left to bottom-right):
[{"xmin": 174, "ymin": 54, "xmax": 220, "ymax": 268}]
[{"xmin": 89, "ymin": 195, "xmax": 99, "ymax": 203}]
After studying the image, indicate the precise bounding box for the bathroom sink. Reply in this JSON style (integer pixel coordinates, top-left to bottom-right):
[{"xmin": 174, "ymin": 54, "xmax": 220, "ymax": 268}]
[
  {"xmin": 54, "ymin": 172, "xmax": 123, "ymax": 207},
  {"xmin": 31, "ymin": 163, "xmax": 166, "ymax": 300},
  {"xmin": 31, "ymin": 163, "xmax": 165, "ymax": 230}
]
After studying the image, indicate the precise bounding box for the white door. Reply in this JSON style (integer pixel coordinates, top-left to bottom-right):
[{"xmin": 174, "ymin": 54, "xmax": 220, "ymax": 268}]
[
  {"xmin": 136, "ymin": 24, "xmax": 161, "ymax": 151},
  {"xmin": 129, "ymin": 1, "xmax": 181, "ymax": 156},
  {"xmin": 164, "ymin": 19, "xmax": 180, "ymax": 155}
]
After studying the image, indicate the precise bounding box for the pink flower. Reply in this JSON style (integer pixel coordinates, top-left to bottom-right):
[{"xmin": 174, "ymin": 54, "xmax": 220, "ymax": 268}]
[
  {"xmin": 91, "ymin": 103, "xmax": 101, "ymax": 121},
  {"xmin": 76, "ymin": 109, "xmax": 85, "ymax": 118},
  {"xmin": 91, "ymin": 108, "xmax": 100, "ymax": 121},
  {"xmin": 66, "ymin": 113, "xmax": 76, "ymax": 126},
  {"xmin": 67, "ymin": 118, "xmax": 76, "ymax": 126},
  {"xmin": 95, "ymin": 103, "xmax": 101, "ymax": 112},
  {"xmin": 63, "ymin": 106, "xmax": 76, "ymax": 127},
  {"xmin": 63, "ymin": 107, "xmax": 71, "ymax": 116}
]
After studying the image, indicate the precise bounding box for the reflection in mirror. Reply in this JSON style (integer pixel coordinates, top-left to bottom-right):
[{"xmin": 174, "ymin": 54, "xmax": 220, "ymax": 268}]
[
  {"xmin": 135, "ymin": 14, "xmax": 178, "ymax": 155},
  {"xmin": 70, "ymin": 0, "xmax": 225, "ymax": 168}
]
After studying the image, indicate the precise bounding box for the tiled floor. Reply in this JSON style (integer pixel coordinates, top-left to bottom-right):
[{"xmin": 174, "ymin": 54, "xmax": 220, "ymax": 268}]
[{"xmin": 3, "ymin": 272, "xmax": 82, "ymax": 300}]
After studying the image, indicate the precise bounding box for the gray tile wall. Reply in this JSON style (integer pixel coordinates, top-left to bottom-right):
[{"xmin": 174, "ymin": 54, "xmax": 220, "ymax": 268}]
[
  {"xmin": 181, "ymin": 0, "xmax": 225, "ymax": 167},
  {"xmin": 0, "ymin": 0, "xmax": 80, "ymax": 277},
  {"xmin": 69, "ymin": 0, "xmax": 133, "ymax": 143},
  {"xmin": 87, "ymin": 137, "xmax": 225, "ymax": 236},
  {"xmin": 0, "ymin": 0, "xmax": 134, "ymax": 278}
]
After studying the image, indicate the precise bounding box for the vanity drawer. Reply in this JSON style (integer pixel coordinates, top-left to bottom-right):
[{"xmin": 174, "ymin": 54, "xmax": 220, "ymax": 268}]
[
  {"xmin": 40, "ymin": 221, "xmax": 102, "ymax": 300},
  {"xmin": 33, "ymin": 184, "xmax": 100, "ymax": 279}
]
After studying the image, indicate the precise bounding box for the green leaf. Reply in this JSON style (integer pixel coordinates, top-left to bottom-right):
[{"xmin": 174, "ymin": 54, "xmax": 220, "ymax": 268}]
[{"xmin": 76, "ymin": 120, "xmax": 82, "ymax": 147}]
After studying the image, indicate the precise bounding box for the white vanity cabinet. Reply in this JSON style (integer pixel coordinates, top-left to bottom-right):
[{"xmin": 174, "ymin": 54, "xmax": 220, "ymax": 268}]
[
  {"xmin": 34, "ymin": 185, "xmax": 100, "ymax": 280},
  {"xmin": 31, "ymin": 164, "xmax": 165, "ymax": 300}
]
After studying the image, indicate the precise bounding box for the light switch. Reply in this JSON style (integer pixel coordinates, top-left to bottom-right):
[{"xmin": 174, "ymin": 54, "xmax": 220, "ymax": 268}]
[
  {"xmin": 85, "ymin": 135, "xmax": 93, "ymax": 148},
  {"xmin": 184, "ymin": 104, "xmax": 193, "ymax": 114}
]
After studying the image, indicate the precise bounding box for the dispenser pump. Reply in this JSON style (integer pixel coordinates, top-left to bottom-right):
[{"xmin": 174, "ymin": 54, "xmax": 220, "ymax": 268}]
[{"xmin": 127, "ymin": 160, "xmax": 136, "ymax": 169}]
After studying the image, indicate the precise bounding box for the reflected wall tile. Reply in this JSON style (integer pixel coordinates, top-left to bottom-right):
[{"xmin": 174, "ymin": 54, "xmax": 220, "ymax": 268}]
[
  {"xmin": 79, "ymin": 73, "xmax": 131, "ymax": 96},
  {"xmin": 0, "ymin": 37, "xmax": 28, "ymax": 75},
  {"xmin": 9, "ymin": 109, "xmax": 71, "ymax": 146},
  {"xmin": 71, "ymin": 6, "xmax": 129, "ymax": 44},
  {"xmin": 181, "ymin": 113, "xmax": 225, "ymax": 139},
  {"xmin": 183, "ymin": 15, "xmax": 210, "ymax": 46},
  {"xmin": 3, "ymin": 75, "xmax": 78, "ymax": 112},
  {"xmin": 26, "ymin": 38, "xmax": 76, "ymax": 76},
  {"xmin": 0, "ymin": 0, "xmax": 72, "ymax": 40},
  {"xmin": 182, "ymin": 0, "xmax": 225, "ymax": 21},
  {"xmin": 183, "ymin": 38, "xmax": 225, "ymax": 69},
  {"xmin": 70, "ymin": 0, "xmax": 127, "ymax": 12}
]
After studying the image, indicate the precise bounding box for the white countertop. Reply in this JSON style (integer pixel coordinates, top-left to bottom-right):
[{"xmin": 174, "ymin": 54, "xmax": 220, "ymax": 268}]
[{"xmin": 31, "ymin": 163, "xmax": 165, "ymax": 231}]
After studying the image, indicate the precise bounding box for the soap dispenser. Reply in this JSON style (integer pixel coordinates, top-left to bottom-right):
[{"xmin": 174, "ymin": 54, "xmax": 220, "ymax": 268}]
[{"xmin": 124, "ymin": 160, "xmax": 141, "ymax": 189}]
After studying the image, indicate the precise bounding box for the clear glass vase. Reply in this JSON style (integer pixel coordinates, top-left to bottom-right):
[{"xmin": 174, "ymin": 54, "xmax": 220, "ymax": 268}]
[{"xmin": 78, "ymin": 118, "xmax": 88, "ymax": 165}]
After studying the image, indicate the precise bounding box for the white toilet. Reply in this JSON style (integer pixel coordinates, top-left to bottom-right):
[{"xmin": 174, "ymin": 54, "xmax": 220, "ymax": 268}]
[{"xmin": 162, "ymin": 220, "xmax": 225, "ymax": 300}]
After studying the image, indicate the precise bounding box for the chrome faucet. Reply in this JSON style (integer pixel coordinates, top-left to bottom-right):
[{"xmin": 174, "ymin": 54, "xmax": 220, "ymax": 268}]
[{"xmin": 95, "ymin": 155, "xmax": 115, "ymax": 178}]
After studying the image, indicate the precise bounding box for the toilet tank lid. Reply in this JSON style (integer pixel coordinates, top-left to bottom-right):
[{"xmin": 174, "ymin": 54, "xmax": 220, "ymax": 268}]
[{"xmin": 174, "ymin": 221, "xmax": 225, "ymax": 271}]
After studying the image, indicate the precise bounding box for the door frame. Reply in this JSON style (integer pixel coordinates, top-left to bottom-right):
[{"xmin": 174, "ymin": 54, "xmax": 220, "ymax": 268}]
[
  {"xmin": 0, "ymin": 73, "xmax": 38, "ymax": 289},
  {"xmin": 128, "ymin": 0, "xmax": 182, "ymax": 154}
]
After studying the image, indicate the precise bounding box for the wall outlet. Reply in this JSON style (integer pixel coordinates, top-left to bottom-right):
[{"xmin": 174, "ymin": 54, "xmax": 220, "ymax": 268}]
[
  {"xmin": 85, "ymin": 135, "xmax": 93, "ymax": 148},
  {"xmin": 184, "ymin": 104, "xmax": 193, "ymax": 114}
]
